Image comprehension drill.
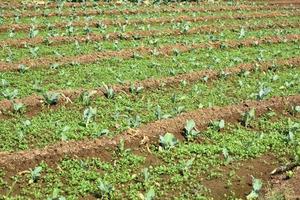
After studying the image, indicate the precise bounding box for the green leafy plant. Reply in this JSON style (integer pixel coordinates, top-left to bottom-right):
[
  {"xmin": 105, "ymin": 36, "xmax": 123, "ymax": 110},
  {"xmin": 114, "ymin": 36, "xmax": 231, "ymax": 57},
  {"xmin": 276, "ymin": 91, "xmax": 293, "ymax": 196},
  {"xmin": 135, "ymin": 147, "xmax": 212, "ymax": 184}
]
[
  {"xmin": 129, "ymin": 84, "xmax": 143, "ymax": 94},
  {"xmin": 94, "ymin": 180, "xmax": 114, "ymax": 198},
  {"xmin": 183, "ymin": 119, "xmax": 199, "ymax": 140},
  {"xmin": 242, "ymin": 108, "xmax": 255, "ymax": 127},
  {"xmin": 43, "ymin": 92, "xmax": 60, "ymax": 105},
  {"xmin": 210, "ymin": 119, "xmax": 225, "ymax": 131},
  {"xmin": 144, "ymin": 187, "xmax": 155, "ymax": 200},
  {"xmin": 47, "ymin": 188, "xmax": 66, "ymax": 200},
  {"xmin": 2, "ymin": 89, "xmax": 18, "ymax": 100},
  {"xmin": 256, "ymin": 87, "xmax": 271, "ymax": 100},
  {"xmin": 246, "ymin": 177, "xmax": 263, "ymax": 199},
  {"xmin": 103, "ymin": 83, "xmax": 115, "ymax": 99},
  {"xmin": 159, "ymin": 133, "xmax": 178, "ymax": 150},
  {"xmin": 29, "ymin": 166, "xmax": 42, "ymax": 184},
  {"xmin": 29, "ymin": 25, "xmax": 39, "ymax": 38},
  {"xmin": 12, "ymin": 102, "xmax": 25, "ymax": 113},
  {"xmin": 82, "ymin": 107, "xmax": 97, "ymax": 127},
  {"xmin": 155, "ymin": 105, "xmax": 171, "ymax": 120},
  {"xmin": 80, "ymin": 90, "xmax": 96, "ymax": 106}
]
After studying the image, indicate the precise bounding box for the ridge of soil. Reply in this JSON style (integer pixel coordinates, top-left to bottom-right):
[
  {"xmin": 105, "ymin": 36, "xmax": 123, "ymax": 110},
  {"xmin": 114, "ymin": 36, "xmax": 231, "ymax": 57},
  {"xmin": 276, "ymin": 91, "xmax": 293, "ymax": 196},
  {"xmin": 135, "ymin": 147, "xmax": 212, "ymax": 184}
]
[
  {"xmin": 1, "ymin": 20, "xmax": 298, "ymax": 48},
  {"xmin": 1, "ymin": 4, "xmax": 295, "ymax": 18},
  {"xmin": 1, "ymin": 56, "xmax": 299, "ymax": 118},
  {"xmin": 0, "ymin": 33, "xmax": 299, "ymax": 72},
  {"xmin": 0, "ymin": 11, "xmax": 297, "ymax": 32},
  {"xmin": 0, "ymin": 94, "xmax": 299, "ymax": 172}
]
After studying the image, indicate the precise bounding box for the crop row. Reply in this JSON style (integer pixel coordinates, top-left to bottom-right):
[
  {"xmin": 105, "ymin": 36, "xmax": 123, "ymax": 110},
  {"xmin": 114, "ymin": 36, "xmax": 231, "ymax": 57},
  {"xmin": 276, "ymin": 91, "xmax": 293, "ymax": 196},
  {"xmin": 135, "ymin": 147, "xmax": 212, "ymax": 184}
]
[
  {"xmin": 1, "ymin": 33, "xmax": 299, "ymax": 71},
  {"xmin": 0, "ymin": 113, "xmax": 298, "ymax": 199},
  {"xmin": 1, "ymin": 18, "xmax": 298, "ymax": 49},
  {"xmin": 1, "ymin": 56, "xmax": 299, "ymax": 117},
  {"xmin": 0, "ymin": 60, "xmax": 299, "ymax": 152},
  {"xmin": 1, "ymin": 4, "xmax": 295, "ymax": 19},
  {"xmin": 0, "ymin": 9, "xmax": 297, "ymax": 33},
  {"xmin": 1, "ymin": 40, "xmax": 299, "ymax": 101}
]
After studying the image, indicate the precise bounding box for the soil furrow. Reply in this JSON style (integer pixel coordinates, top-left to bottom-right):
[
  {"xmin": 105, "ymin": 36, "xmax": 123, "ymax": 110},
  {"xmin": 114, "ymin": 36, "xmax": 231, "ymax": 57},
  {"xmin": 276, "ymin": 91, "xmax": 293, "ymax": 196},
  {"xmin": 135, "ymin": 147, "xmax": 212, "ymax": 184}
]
[
  {"xmin": 1, "ymin": 56, "xmax": 299, "ymax": 117},
  {"xmin": 0, "ymin": 1, "xmax": 115, "ymax": 10},
  {"xmin": 0, "ymin": 94, "xmax": 299, "ymax": 171},
  {"xmin": 1, "ymin": 20, "xmax": 298, "ymax": 49},
  {"xmin": 0, "ymin": 11, "xmax": 297, "ymax": 33},
  {"xmin": 0, "ymin": 4, "xmax": 295, "ymax": 18},
  {"xmin": 0, "ymin": 34, "xmax": 299, "ymax": 72}
]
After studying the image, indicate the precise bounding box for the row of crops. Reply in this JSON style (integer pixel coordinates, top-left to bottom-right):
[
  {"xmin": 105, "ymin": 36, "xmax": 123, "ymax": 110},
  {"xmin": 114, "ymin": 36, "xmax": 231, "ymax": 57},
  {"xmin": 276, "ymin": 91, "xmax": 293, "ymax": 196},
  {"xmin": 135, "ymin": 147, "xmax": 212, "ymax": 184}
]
[{"xmin": 0, "ymin": 0, "xmax": 299, "ymax": 199}]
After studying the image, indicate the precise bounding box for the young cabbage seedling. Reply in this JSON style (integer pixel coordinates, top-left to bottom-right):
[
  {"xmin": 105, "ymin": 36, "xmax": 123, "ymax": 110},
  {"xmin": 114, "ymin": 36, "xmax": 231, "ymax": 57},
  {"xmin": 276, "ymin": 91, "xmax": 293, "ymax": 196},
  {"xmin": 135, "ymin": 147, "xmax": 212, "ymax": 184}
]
[
  {"xmin": 184, "ymin": 119, "xmax": 199, "ymax": 140},
  {"xmin": 29, "ymin": 166, "xmax": 42, "ymax": 184},
  {"xmin": 82, "ymin": 107, "xmax": 97, "ymax": 127},
  {"xmin": 43, "ymin": 92, "xmax": 60, "ymax": 105},
  {"xmin": 159, "ymin": 133, "xmax": 178, "ymax": 150},
  {"xmin": 94, "ymin": 180, "xmax": 114, "ymax": 199},
  {"xmin": 246, "ymin": 177, "xmax": 263, "ymax": 199},
  {"xmin": 242, "ymin": 108, "xmax": 256, "ymax": 127}
]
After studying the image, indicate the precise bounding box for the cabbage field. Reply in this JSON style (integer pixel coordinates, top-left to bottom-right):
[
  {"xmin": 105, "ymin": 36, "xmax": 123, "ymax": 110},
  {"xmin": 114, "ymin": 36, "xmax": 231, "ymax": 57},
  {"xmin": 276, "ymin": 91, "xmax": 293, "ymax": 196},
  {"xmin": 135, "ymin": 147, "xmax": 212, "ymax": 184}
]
[{"xmin": 0, "ymin": 0, "xmax": 299, "ymax": 199}]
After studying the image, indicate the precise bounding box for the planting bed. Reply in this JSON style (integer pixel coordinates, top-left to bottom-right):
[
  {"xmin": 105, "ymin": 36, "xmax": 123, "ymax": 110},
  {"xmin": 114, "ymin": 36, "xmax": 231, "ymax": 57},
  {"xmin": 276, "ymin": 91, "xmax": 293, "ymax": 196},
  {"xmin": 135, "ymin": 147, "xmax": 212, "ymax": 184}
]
[{"xmin": 0, "ymin": 0, "xmax": 299, "ymax": 199}]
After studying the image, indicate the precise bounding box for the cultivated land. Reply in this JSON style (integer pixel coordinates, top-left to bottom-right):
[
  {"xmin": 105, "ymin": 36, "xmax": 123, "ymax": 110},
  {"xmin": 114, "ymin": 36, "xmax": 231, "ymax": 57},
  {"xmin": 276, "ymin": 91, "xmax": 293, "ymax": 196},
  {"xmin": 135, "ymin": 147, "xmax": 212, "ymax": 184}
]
[{"xmin": 0, "ymin": 0, "xmax": 299, "ymax": 199}]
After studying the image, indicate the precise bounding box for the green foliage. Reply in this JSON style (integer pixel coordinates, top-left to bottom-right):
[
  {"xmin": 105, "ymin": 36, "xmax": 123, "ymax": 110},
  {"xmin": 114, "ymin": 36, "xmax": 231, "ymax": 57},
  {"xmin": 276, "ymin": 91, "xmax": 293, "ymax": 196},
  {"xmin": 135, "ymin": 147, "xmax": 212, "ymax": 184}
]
[
  {"xmin": 246, "ymin": 177, "xmax": 263, "ymax": 199},
  {"xmin": 159, "ymin": 132, "xmax": 178, "ymax": 150},
  {"xmin": 242, "ymin": 108, "xmax": 255, "ymax": 127},
  {"xmin": 43, "ymin": 92, "xmax": 60, "ymax": 105},
  {"xmin": 183, "ymin": 119, "xmax": 199, "ymax": 140},
  {"xmin": 29, "ymin": 166, "xmax": 43, "ymax": 184}
]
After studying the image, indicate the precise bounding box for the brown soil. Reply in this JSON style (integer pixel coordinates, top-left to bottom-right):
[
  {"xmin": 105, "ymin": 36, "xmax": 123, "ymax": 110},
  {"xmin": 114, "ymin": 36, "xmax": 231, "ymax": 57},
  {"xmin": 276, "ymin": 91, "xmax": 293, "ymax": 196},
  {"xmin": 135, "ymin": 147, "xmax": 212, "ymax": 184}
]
[
  {"xmin": 0, "ymin": 10, "xmax": 297, "ymax": 33},
  {"xmin": 0, "ymin": 1, "xmax": 117, "ymax": 10},
  {"xmin": 0, "ymin": 94, "xmax": 299, "ymax": 173},
  {"xmin": 268, "ymin": 167, "xmax": 300, "ymax": 199},
  {"xmin": 203, "ymin": 154, "xmax": 282, "ymax": 199},
  {"xmin": 0, "ymin": 33, "xmax": 299, "ymax": 72},
  {"xmin": 1, "ymin": 56, "xmax": 299, "ymax": 118},
  {"xmin": 1, "ymin": 20, "xmax": 298, "ymax": 49},
  {"xmin": 0, "ymin": 4, "xmax": 295, "ymax": 18}
]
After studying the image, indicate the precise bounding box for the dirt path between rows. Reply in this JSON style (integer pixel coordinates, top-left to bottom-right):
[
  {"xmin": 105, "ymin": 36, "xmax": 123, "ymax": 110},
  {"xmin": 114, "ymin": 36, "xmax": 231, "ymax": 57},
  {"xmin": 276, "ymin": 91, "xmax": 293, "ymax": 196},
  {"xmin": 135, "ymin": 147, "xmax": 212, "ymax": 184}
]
[
  {"xmin": 1, "ymin": 4, "xmax": 295, "ymax": 18},
  {"xmin": 1, "ymin": 20, "xmax": 298, "ymax": 48},
  {"xmin": 0, "ymin": 33, "xmax": 299, "ymax": 72},
  {"xmin": 0, "ymin": 10, "xmax": 297, "ymax": 33},
  {"xmin": 1, "ymin": 56, "xmax": 299, "ymax": 118},
  {"xmin": 0, "ymin": 94, "xmax": 299, "ymax": 172}
]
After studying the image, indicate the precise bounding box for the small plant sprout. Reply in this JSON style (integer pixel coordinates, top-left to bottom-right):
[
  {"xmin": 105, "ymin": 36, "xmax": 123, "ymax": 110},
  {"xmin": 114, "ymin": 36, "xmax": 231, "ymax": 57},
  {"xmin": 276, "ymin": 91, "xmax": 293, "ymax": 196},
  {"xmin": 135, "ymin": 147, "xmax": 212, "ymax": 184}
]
[
  {"xmin": 159, "ymin": 133, "xmax": 178, "ymax": 150},
  {"xmin": 82, "ymin": 107, "xmax": 97, "ymax": 127},
  {"xmin": 180, "ymin": 158, "xmax": 194, "ymax": 176},
  {"xmin": 2, "ymin": 88, "xmax": 18, "ymax": 100},
  {"xmin": 29, "ymin": 25, "xmax": 39, "ymax": 38},
  {"xmin": 43, "ymin": 92, "xmax": 60, "ymax": 105},
  {"xmin": 18, "ymin": 64, "xmax": 29, "ymax": 73},
  {"xmin": 103, "ymin": 83, "xmax": 115, "ymax": 99},
  {"xmin": 184, "ymin": 119, "xmax": 199, "ymax": 140},
  {"xmin": 242, "ymin": 108, "xmax": 256, "ymax": 127},
  {"xmin": 80, "ymin": 90, "xmax": 96, "ymax": 106},
  {"xmin": 238, "ymin": 27, "xmax": 246, "ymax": 39},
  {"xmin": 246, "ymin": 177, "xmax": 263, "ymax": 199},
  {"xmin": 12, "ymin": 102, "xmax": 25, "ymax": 113},
  {"xmin": 29, "ymin": 166, "xmax": 42, "ymax": 184},
  {"xmin": 47, "ymin": 188, "xmax": 66, "ymax": 200},
  {"xmin": 144, "ymin": 187, "xmax": 155, "ymax": 200},
  {"xmin": 210, "ymin": 119, "xmax": 225, "ymax": 131},
  {"xmin": 222, "ymin": 147, "xmax": 233, "ymax": 164},
  {"xmin": 155, "ymin": 105, "xmax": 171, "ymax": 120},
  {"xmin": 256, "ymin": 87, "xmax": 272, "ymax": 100},
  {"xmin": 28, "ymin": 46, "xmax": 39, "ymax": 58},
  {"xmin": 94, "ymin": 180, "xmax": 114, "ymax": 198},
  {"xmin": 129, "ymin": 84, "xmax": 143, "ymax": 94}
]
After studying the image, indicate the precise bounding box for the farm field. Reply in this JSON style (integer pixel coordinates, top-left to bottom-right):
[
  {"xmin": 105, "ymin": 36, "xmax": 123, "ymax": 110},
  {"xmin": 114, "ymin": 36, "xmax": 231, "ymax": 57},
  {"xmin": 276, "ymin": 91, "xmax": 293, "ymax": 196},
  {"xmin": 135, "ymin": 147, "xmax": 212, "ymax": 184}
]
[{"xmin": 0, "ymin": 0, "xmax": 299, "ymax": 199}]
